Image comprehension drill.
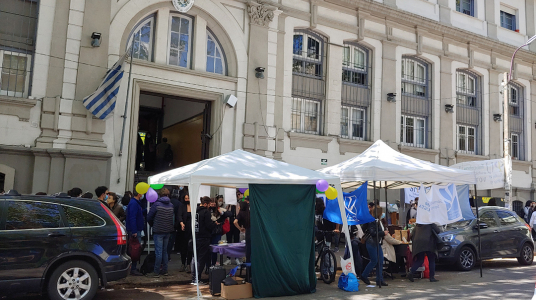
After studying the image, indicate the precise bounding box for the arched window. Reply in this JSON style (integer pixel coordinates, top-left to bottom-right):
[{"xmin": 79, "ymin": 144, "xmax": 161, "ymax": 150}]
[
  {"xmin": 291, "ymin": 30, "xmax": 327, "ymax": 135},
  {"xmin": 400, "ymin": 57, "xmax": 431, "ymax": 148},
  {"xmin": 340, "ymin": 43, "xmax": 371, "ymax": 140},
  {"xmin": 508, "ymin": 82, "xmax": 525, "ymax": 160},
  {"xmin": 206, "ymin": 30, "xmax": 226, "ymax": 75},
  {"xmin": 127, "ymin": 15, "xmax": 155, "ymax": 61},
  {"xmin": 168, "ymin": 14, "xmax": 193, "ymax": 68},
  {"xmin": 456, "ymin": 70, "xmax": 481, "ymax": 155}
]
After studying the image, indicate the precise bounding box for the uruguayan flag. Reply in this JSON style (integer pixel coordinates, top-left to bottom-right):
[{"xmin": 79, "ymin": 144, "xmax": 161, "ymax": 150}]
[{"xmin": 83, "ymin": 50, "xmax": 130, "ymax": 119}]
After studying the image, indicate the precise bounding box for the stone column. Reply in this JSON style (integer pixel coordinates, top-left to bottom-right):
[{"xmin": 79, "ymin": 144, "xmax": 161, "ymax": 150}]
[
  {"xmin": 325, "ymin": 43, "xmax": 343, "ymax": 136},
  {"xmin": 153, "ymin": 7, "xmax": 171, "ymax": 65},
  {"xmin": 192, "ymin": 16, "xmax": 208, "ymax": 72},
  {"xmin": 485, "ymin": 0, "xmax": 499, "ymax": 40},
  {"xmin": 488, "ymin": 69, "xmax": 502, "ymax": 158},
  {"xmin": 243, "ymin": 1, "xmax": 279, "ymax": 157},
  {"xmin": 526, "ymin": 0, "xmax": 536, "ymax": 52},
  {"xmin": 380, "ymin": 40, "xmax": 398, "ymax": 144},
  {"xmin": 439, "ymin": 56, "xmax": 455, "ymax": 165}
]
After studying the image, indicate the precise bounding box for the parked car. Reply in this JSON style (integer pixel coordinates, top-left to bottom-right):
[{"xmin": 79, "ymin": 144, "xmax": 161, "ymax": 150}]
[
  {"xmin": 437, "ymin": 206, "xmax": 534, "ymax": 271},
  {"xmin": 0, "ymin": 190, "xmax": 131, "ymax": 300}
]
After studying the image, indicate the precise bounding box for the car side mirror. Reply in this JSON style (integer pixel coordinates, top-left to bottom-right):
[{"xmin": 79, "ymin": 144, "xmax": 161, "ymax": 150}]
[{"xmin": 475, "ymin": 223, "xmax": 488, "ymax": 229}]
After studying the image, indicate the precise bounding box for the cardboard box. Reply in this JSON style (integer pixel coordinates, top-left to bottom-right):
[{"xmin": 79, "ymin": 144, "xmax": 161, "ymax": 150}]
[
  {"xmin": 401, "ymin": 230, "xmax": 409, "ymax": 242},
  {"xmin": 394, "ymin": 230, "xmax": 402, "ymax": 241},
  {"xmin": 221, "ymin": 278, "xmax": 253, "ymax": 300}
]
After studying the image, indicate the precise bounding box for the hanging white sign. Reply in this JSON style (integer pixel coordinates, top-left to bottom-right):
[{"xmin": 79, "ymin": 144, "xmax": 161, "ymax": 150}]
[
  {"xmin": 172, "ymin": 0, "xmax": 194, "ymax": 12},
  {"xmin": 450, "ymin": 158, "xmax": 505, "ymax": 190}
]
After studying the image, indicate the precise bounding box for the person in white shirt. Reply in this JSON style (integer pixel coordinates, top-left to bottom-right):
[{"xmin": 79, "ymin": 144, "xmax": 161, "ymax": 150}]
[{"xmin": 529, "ymin": 203, "xmax": 536, "ymax": 240}]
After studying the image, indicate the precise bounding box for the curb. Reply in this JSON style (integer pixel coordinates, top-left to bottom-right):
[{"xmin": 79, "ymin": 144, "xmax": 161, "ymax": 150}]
[{"xmin": 107, "ymin": 278, "xmax": 193, "ymax": 289}]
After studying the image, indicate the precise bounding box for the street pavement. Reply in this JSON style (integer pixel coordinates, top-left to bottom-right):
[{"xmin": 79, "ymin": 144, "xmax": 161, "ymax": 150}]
[{"xmin": 5, "ymin": 258, "xmax": 536, "ymax": 300}]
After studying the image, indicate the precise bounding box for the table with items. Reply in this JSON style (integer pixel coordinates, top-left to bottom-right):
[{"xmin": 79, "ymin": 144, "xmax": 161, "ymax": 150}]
[{"xmin": 210, "ymin": 242, "xmax": 246, "ymax": 266}]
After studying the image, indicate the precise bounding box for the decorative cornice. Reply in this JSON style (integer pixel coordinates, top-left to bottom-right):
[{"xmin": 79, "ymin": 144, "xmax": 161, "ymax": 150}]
[
  {"xmin": 132, "ymin": 59, "xmax": 238, "ymax": 83},
  {"xmin": 247, "ymin": 1, "xmax": 276, "ymax": 27},
  {"xmin": 287, "ymin": 132, "xmax": 333, "ymax": 153},
  {"xmin": 0, "ymin": 96, "xmax": 38, "ymax": 122}
]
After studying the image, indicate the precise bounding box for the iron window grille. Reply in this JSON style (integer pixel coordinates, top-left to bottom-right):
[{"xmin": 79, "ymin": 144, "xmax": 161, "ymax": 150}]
[
  {"xmin": 500, "ymin": 10, "xmax": 516, "ymax": 31},
  {"xmin": 168, "ymin": 14, "xmax": 193, "ymax": 68},
  {"xmin": 126, "ymin": 15, "xmax": 155, "ymax": 61},
  {"xmin": 401, "ymin": 57, "xmax": 431, "ymax": 148},
  {"xmin": 206, "ymin": 29, "xmax": 226, "ymax": 75},
  {"xmin": 291, "ymin": 30, "xmax": 327, "ymax": 135},
  {"xmin": 0, "ymin": 0, "xmax": 38, "ymax": 98},
  {"xmin": 456, "ymin": 0, "xmax": 474, "ymax": 16},
  {"xmin": 456, "ymin": 70, "xmax": 482, "ymax": 155},
  {"xmin": 508, "ymin": 82, "xmax": 525, "ymax": 161},
  {"xmin": 340, "ymin": 43, "xmax": 372, "ymax": 140}
]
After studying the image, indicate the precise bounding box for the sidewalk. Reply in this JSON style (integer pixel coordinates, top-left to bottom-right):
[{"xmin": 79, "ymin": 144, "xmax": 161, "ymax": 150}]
[{"xmin": 108, "ymin": 253, "xmax": 246, "ymax": 289}]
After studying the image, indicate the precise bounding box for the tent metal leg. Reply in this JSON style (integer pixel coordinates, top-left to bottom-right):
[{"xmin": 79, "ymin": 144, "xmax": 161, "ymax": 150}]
[
  {"xmin": 474, "ymin": 184, "xmax": 482, "ymax": 277},
  {"xmin": 373, "ymin": 181, "xmax": 381, "ymax": 288},
  {"xmin": 384, "ymin": 181, "xmax": 388, "ymax": 225}
]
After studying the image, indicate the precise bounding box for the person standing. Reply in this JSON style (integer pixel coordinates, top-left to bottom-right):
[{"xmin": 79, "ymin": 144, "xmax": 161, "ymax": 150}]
[
  {"xmin": 146, "ymin": 188, "xmax": 175, "ymax": 277},
  {"xmin": 406, "ymin": 198, "xmax": 418, "ymax": 227},
  {"xmin": 407, "ymin": 223, "xmax": 441, "ymax": 283},
  {"xmin": 529, "ymin": 205, "xmax": 536, "ymax": 240},
  {"xmin": 168, "ymin": 188, "xmax": 181, "ymax": 261},
  {"xmin": 192, "ymin": 196, "xmax": 217, "ymax": 285},
  {"xmin": 178, "ymin": 194, "xmax": 193, "ymax": 272},
  {"xmin": 126, "ymin": 192, "xmax": 145, "ymax": 276},
  {"xmin": 156, "ymin": 137, "xmax": 172, "ymax": 172},
  {"xmin": 67, "ymin": 187, "xmax": 83, "ymax": 198},
  {"xmin": 107, "ymin": 192, "xmax": 126, "ymax": 222},
  {"xmin": 223, "ymin": 192, "xmax": 240, "ymax": 265},
  {"xmin": 95, "ymin": 186, "xmax": 109, "ymax": 207},
  {"xmin": 360, "ymin": 209, "xmax": 389, "ymax": 287},
  {"xmin": 234, "ymin": 199, "xmax": 251, "ymax": 263}
]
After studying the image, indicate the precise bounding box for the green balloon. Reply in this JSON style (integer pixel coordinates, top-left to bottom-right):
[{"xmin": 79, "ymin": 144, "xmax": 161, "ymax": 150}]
[
  {"xmin": 150, "ymin": 184, "xmax": 165, "ymax": 190},
  {"xmin": 316, "ymin": 189, "xmax": 324, "ymax": 194}
]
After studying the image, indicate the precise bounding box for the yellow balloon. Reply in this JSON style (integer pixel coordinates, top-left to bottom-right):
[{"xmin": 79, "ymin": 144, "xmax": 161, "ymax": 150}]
[
  {"xmin": 325, "ymin": 186, "xmax": 338, "ymax": 200},
  {"xmin": 244, "ymin": 189, "xmax": 250, "ymax": 197},
  {"xmin": 136, "ymin": 182, "xmax": 150, "ymax": 194}
]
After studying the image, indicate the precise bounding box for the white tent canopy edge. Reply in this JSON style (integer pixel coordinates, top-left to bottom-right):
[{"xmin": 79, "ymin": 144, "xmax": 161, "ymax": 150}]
[{"xmin": 148, "ymin": 150, "xmax": 353, "ymax": 298}]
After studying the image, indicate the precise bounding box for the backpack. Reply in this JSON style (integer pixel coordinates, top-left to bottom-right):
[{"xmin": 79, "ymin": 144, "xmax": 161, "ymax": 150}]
[
  {"xmin": 164, "ymin": 145, "xmax": 173, "ymax": 162},
  {"xmin": 222, "ymin": 219, "xmax": 231, "ymax": 235},
  {"xmin": 140, "ymin": 253, "xmax": 156, "ymax": 275}
]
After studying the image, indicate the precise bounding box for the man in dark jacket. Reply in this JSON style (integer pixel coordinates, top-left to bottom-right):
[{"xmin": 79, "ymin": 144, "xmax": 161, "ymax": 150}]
[
  {"xmin": 126, "ymin": 192, "xmax": 145, "ymax": 276},
  {"xmin": 146, "ymin": 188, "xmax": 175, "ymax": 277},
  {"xmin": 408, "ymin": 223, "xmax": 440, "ymax": 282},
  {"xmin": 192, "ymin": 196, "xmax": 217, "ymax": 284}
]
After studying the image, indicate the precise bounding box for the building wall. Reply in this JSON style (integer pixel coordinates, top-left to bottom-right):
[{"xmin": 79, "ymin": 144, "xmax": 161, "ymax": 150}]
[{"xmin": 0, "ymin": 0, "xmax": 535, "ymax": 203}]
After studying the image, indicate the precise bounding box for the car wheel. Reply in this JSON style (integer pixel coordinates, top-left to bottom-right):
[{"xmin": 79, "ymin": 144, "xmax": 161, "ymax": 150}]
[
  {"xmin": 456, "ymin": 246, "xmax": 475, "ymax": 271},
  {"xmin": 517, "ymin": 243, "xmax": 534, "ymax": 266},
  {"xmin": 47, "ymin": 260, "xmax": 98, "ymax": 300}
]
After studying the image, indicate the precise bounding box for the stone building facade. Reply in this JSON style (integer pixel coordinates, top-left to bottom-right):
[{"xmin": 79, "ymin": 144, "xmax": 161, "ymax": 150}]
[{"xmin": 1, "ymin": 0, "xmax": 535, "ymax": 210}]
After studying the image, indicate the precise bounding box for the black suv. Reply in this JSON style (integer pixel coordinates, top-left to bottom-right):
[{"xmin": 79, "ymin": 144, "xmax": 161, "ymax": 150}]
[
  {"xmin": 437, "ymin": 206, "xmax": 534, "ymax": 271},
  {"xmin": 0, "ymin": 191, "xmax": 131, "ymax": 300}
]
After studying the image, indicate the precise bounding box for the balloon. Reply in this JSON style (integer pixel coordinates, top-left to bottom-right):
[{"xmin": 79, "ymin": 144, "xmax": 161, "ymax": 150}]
[
  {"xmin": 239, "ymin": 188, "xmax": 247, "ymax": 193},
  {"xmin": 244, "ymin": 189, "xmax": 250, "ymax": 197},
  {"xmin": 136, "ymin": 182, "xmax": 150, "ymax": 194},
  {"xmin": 316, "ymin": 180, "xmax": 329, "ymax": 192},
  {"xmin": 146, "ymin": 188, "xmax": 158, "ymax": 203},
  {"xmin": 316, "ymin": 189, "xmax": 324, "ymax": 194},
  {"xmin": 325, "ymin": 186, "xmax": 337, "ymax": 200},
  {"xmin": 150, "ymin": 184, "xmax": 164, "ymax": 190}
]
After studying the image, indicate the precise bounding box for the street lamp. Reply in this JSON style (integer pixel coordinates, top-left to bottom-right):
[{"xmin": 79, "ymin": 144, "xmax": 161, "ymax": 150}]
[{"xmin": 503, "ymin": 35, "xmax": 536, "ymax": 209}]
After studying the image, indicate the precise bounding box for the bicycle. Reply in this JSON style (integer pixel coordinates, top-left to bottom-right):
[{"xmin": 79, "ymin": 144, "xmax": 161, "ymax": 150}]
[{"xmin": 314, "ymin": 230, "xmax": 337, "ymax": 284}]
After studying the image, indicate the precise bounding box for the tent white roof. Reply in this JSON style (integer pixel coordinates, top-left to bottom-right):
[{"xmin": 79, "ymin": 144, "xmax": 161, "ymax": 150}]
[
  {"xmin": 148, "ymin": 149, "xmax": 341, "ymax": 187},
  {"xmin": 318, "ymin": 140, "xmax": 477, "ymax": 189}
]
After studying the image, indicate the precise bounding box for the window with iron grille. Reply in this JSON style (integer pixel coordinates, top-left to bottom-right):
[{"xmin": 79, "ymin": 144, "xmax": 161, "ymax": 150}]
[
  {"xmin": 456, "ymin": 70, "xmax": 482, "ymax": 154},
  {"xmin": 401, "ymin": 57, "xmax": 431, "ymax": 148},
  {"xmin": 457, "ymin": 125, "xmax": 476, "ymax": 154},
  {"xmin": 291, "ymin": 30, "xmax": 326, "ymax": 135},
  {"xmin": 340, "ymin": 43, "xmax": 371, "ymax": 140},
  {"xmin": 127, "ymin": 15, "xmax": 155, "ymax": 61},
  {"xmin": 508, "ymin": 82, "xmax": 524, "ymax": 160},
  {"xmin": 456, "ymin": 0, "xmax": 474, "ymax": 16},
  {"xmin": 0, "ymin": 0, "xmax": 38, "ymax": 98},
  {"xmin": 341, "ymin": 106, "xmax": 365, "ymax": 140},
  {"xmin": 401, "ymin": 115, "xmax": 426, "ymax": 147}
]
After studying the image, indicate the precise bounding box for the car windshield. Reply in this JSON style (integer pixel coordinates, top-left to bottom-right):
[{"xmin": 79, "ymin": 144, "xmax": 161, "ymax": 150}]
[{"xmin": 446, "ymin": 219, "xmax": 473, "ymax": 229}]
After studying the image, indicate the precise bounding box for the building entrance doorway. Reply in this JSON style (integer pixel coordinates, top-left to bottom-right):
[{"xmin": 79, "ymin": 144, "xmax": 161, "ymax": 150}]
[{"xmin": 134, "ymin": 91, "xmax": 211, "ymax": 183}]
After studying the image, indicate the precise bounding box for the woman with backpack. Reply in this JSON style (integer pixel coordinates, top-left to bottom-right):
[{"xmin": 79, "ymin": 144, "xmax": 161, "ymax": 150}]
[{"xmin": 360, "ymin": 208, "xmax": 389, "ymax": 287}]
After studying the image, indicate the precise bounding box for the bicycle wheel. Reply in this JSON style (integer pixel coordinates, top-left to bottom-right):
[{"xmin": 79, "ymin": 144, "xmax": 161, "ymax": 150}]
[{"xmin": 320, "ymin": 249, "xmax": 337, "ymax": 284}]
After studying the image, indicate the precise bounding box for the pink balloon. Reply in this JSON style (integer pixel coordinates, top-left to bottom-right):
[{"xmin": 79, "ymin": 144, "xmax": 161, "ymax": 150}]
[
  {"xmin": 316, "ymin": 180, "xmax": 329, "ymax": 192},
  {"xmin": 146, "ymin": 188, "xmax": 158, "ymax": 203}
]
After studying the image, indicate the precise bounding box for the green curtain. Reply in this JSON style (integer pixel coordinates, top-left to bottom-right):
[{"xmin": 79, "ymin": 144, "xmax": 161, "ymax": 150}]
[{"xmin": 250, "ymin": 184, "xmax": 317, "ymax": 298}]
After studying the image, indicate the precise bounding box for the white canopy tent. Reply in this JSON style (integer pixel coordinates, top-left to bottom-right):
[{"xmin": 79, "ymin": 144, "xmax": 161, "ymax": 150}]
[
  {"xmin": 319, "ymin": 140, "xmax": 476, "ymax": 190},
  {"xmin": 318, "ymin": 140, "xmax": 480, "ymax": 280},
  {"xmin": 148, "ymin": 149, "xmax": 354, "ymax": 298}
]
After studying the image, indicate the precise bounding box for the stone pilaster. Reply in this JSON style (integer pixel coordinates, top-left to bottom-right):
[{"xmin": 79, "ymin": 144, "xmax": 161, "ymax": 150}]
[
  {"xmin": 380, "ymin": 40, "xmax": 398, "ymax": 145},
  {"xmin": 489, "ymin": 69, "xmax": 503, "ymax": 158},
  {"xmin": 439, "ymin": 56, "xmax": 455, "ymax": 165}
]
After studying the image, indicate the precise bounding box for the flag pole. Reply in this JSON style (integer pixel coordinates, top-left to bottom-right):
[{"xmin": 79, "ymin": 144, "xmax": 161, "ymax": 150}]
[{"xmin": 119, "ymin": 45, "xmax": 135, "ymax": 159}]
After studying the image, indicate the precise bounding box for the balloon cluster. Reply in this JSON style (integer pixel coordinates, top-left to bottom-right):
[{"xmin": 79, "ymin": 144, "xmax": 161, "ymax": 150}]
[
  {"xmin": 135, "ymin": 182, "xmax": 165, "ymax": 203},
  {"xmin": 316, "ymin": 179, "xmax": 337, "ymax": 200},
  {"xmin": 238, "ymin": 187, "xmax": 249, "ymax": 199}
]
